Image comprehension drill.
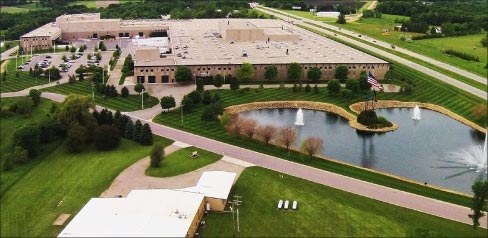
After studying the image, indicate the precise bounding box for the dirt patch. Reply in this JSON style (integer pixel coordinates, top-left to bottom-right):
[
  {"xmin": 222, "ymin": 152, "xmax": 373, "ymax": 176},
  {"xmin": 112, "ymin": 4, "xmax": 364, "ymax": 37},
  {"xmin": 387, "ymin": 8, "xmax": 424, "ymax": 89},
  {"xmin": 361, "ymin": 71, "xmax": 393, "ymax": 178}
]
[{"xmin": 53, "ymin": 214, "xmax": 71, "ymax": 226}]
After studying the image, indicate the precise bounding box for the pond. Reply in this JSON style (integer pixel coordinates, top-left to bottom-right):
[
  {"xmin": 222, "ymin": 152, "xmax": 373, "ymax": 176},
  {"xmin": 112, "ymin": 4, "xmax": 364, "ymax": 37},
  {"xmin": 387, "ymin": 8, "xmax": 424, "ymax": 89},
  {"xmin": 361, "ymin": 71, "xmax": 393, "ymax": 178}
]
[{"xmin": 240, "ymin": 108, "xmax": 486, "ymax": 194}]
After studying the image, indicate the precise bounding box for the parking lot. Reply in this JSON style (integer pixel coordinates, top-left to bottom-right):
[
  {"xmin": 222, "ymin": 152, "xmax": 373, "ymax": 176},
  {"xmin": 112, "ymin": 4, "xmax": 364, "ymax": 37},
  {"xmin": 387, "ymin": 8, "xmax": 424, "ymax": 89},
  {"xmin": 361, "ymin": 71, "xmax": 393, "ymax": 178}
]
[{"xmin": 18, "ymin": 48, "xmax": 112, "ymax": 81}]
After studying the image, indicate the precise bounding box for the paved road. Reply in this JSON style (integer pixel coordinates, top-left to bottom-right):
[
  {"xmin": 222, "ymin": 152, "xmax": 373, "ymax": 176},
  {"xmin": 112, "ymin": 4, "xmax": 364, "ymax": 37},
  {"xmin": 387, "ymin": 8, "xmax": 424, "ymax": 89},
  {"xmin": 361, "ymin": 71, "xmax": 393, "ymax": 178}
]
[
  {"xmin": 0, "ymin": 45, "xmax": 19, "ymax": 60},
  {"xmin": 257, "ymin": 6, "xmax": 487, "ymax": 99},
  {"xmin": 3, "ymin": 91, "xmax": 482, "ymax": 229}
]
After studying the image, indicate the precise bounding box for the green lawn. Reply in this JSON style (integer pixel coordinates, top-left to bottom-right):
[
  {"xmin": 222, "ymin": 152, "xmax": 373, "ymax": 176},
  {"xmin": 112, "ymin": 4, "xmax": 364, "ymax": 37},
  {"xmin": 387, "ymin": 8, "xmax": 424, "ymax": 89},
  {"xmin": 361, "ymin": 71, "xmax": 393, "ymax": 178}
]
[
  {"xmin": 0, "ymin": 40, "xmax": 18, "ymax": 54},
  {"xmin": 0, "ymin": 98, "xmax": 58, "ymax": 194},
  {"xmin": 42, "ymin": 80, "xmax": 159, "ymax": 112},
  {"xmin": 0, "ymin": 57, "xmax": 51, "ymax": 93},
  {"xmin": 201, "ymin": 167, "xmax": 487, "ymax": 237},
  {"xmin": 0, "ymin": 136, "xmax": 172, "ymax": 237},
  {"xmin": 281, "ymin": 9, "xmax": 336, "ymax": 22},
  {"xmin": 0, "ymin": 3, "xmax": 50, "ymax": 13},
  {"xmin": 67, "ymin": 1, "xmax": 97, "ymax": 8},
  {"xmin": 146, "ymin": 146, "xmax": 222, "ymax": 177},
  {"xmin": 324, "ymin": 14, "xmax": 488, "ymax": 78},
  {"xmin": 300, "ymin": 23, "xmax": 486, "ymax": 91}
]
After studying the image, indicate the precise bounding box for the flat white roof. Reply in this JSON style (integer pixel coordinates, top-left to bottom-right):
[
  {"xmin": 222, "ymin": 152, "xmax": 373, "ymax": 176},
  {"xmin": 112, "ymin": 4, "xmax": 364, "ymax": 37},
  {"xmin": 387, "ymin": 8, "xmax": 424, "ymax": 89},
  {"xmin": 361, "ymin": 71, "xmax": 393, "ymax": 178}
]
[
  {"xmin": 58, "ymin": 190, "xmax": 204, "ymax": 238},
  {"xmin": 178, "ymin": 171, "xmax": 237, "ymax": 199}
]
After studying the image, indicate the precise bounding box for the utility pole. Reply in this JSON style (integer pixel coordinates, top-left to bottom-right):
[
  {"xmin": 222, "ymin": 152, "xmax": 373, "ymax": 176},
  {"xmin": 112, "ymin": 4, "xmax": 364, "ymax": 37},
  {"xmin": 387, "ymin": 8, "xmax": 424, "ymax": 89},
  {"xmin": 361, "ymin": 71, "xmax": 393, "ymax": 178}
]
[
  {"xmin": 102, "ymin": 65, "xmax": 105, "ymax": 85},
  {"xmin": 229, "ymin": 194, "xmax": 242, "ymax": 233},
  {"xmin": 141, "ymin": 88, "xmax": 144, "ymax": 110}
]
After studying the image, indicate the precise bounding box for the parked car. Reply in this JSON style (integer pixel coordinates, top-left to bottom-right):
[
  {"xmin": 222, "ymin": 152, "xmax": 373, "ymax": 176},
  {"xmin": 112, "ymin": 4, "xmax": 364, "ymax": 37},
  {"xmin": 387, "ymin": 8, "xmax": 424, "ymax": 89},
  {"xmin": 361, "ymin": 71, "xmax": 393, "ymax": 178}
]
[
  {"xmin": 17, "ymin": 66, "xmax": 24, "ymax": 69},
  {"xmin": 46, "ymin": 55, "xmax": 52, "ymax": 58}
]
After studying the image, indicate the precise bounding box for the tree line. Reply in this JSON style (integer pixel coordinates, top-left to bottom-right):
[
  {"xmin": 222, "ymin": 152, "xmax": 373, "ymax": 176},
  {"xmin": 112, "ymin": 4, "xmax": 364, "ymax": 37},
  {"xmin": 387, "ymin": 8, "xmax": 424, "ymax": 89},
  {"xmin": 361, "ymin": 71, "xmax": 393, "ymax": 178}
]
[{"xmin": 377, "ymin": 0, "xmax": 487, "ymax": 35}]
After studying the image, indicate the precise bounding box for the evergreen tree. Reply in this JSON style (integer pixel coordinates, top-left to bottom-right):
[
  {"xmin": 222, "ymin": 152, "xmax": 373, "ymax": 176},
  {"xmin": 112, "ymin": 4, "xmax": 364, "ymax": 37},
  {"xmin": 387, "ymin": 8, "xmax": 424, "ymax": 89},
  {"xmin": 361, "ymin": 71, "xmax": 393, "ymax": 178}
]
[
  {"xmin": 133, "ymin": 120, "xmax": 143, "ymax": 142},
  {"xmin": 99, "ymin": 109, "xmax": 107, "ymax": 124},
  {"xmin": 140, "ymin": 123, "xmax": 153, "ymax": 145},
  {"xmin": 121, "ymin": 87, "xmax": 129, "ymax": 98},
  {"xmin": 114, "ymin": 110, "xmax": 121, "ymax": 124},
  {"xmin": 105, "ymin": 110, "xmax": 114, "ymax": 125},
  {"xmin": 124, "ymin": 119, "xmax": 134, "ymax": 139}
]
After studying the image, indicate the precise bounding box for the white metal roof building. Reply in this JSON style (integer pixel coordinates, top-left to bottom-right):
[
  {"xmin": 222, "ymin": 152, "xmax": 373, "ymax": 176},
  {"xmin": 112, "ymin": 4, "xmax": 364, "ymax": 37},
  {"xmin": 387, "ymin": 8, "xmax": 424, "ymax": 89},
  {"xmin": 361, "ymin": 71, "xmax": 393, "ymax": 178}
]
[
  {"xmin": 58, "ymin": 190, "xmax": 205, "ymax": 238},
  {"xmin": 58, "ymin": 171, "xmax": 237, "ymax": 237}
]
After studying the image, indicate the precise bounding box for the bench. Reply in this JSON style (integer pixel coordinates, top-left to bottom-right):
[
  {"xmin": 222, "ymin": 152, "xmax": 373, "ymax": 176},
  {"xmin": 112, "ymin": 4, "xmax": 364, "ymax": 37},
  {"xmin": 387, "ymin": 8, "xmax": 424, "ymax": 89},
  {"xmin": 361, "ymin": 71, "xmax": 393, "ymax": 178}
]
[
  {"xmin": 190, "ymin": 151, "xmax": 199, "ymax": 159},
  {"xmin": 284, "ymin": 200, "xmax": 289, "ymax": 209},
  {"xmin": 292, "ymin": 201, "xmax": 297, "ymax": 210},
  {"xmin": 277, "ymin": 200, "xmax": 283, "ymax": 209}
]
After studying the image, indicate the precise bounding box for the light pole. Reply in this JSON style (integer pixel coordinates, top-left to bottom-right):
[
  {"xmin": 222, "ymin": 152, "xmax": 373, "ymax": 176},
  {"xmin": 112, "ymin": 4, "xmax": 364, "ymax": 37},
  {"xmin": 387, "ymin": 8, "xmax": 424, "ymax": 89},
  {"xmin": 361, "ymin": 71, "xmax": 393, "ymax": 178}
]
[
  {"xmin": 48, "ymin": 67, "xmax": 51, "ymax": 84},
  {"xmin": 141, "ymin": 88, "xmax": 144, "ymax": 110},
  {"xmin": 91, "ymin": 82, "xmax": 95, "ymax": 100},
  {"xmin": 102, "ymin": 65, "xmax": 105, "ymax": 85}
]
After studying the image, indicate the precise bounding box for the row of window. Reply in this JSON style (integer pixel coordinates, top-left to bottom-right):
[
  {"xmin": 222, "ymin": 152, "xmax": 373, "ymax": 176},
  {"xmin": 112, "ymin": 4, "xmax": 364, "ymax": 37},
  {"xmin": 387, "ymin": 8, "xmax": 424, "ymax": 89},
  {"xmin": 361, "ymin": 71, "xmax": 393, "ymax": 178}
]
[
  {"xmin": 139, "ymin": 64, "xmax": 384, "ymax": 73},
  {"xmin": 23, "ymin": 38, "xmax": 49, "ymax": 41}
]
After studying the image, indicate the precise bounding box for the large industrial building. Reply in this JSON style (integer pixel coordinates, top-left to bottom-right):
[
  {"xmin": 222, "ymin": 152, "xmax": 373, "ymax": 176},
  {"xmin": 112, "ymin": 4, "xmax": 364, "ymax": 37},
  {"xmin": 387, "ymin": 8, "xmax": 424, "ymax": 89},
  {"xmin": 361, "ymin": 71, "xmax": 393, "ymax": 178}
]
[{"xmin": 20, "ymin": 13, "xmax": 389, "ymax": 84}]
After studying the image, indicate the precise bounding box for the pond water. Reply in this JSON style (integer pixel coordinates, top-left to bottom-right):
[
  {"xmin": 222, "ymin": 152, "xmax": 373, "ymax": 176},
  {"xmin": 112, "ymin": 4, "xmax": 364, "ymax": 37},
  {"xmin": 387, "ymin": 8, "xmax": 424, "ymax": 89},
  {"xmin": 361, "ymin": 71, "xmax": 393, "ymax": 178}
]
[{"xmin": 240, "ymin": 108, "xmax": 485, "ymax": 194}]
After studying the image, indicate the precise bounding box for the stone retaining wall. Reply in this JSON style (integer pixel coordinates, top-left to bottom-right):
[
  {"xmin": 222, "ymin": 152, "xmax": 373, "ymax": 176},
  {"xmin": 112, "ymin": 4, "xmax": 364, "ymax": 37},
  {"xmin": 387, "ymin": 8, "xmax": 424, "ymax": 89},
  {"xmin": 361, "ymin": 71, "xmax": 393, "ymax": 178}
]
[
  {"xmin": 225, "ymin": 101, "xmax": 399, "ymax": 132},
  {"xmin": 350, "ymin": 100, "xmax": 486, "ymax": 133}
]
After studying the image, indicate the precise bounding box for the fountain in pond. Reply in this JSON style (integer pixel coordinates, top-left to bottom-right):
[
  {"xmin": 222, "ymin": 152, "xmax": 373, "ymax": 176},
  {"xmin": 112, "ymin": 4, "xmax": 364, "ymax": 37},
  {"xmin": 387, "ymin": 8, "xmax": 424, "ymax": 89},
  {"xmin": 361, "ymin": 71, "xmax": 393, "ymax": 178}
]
[
  {"xmin": 412, "ymin": 105, "xmax": 422, "ymax": 120},
  {"xmin": 434, "ymin": 132, "xmax": 487, "ymax": 180},
  {"xmin": 295, "ymin": 108, "xmax": 304, "ymax": 126}
]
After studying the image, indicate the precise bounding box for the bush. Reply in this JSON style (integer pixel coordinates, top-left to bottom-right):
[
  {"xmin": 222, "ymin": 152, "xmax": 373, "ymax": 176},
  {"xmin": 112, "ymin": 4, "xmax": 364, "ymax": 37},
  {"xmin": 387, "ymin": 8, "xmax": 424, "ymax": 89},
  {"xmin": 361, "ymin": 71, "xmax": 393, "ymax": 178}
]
[
  {"xmin": 357, "ymin": 110, "xmax": 378, "ymax": 127},
  {"xmin": 341, "ymin": 88, "xmax": 352, "ymax": 98},
  {"xmin": 327, "ymin": 80, "xmax": 341, "ymax": 94},
  {"xmin": 345, "ymin": 79, "xmax": 360, "ymax": 93},
  {"xmin": 13, "ymin": 96, "xmax": 34, "ymax": 115},
  {"xmin": 66, "ymin": 124, "xmax": 88, "ymax": 153},
  {"xmin": 202, "ymin": 91, "xmax": 212, "ymax": 105},
  {"xmin": 39, "ymin": 119, "xmax": 66, "ymax": 143},
  {"xmin": 13, "ymin": 124, "xmax": 41, "ymax": 157},
  {"xmin": 29, "ymin": 89, "xmax": 42, "ymax": 106},
  {"xmin": 357, "ymin": 110, "xmax": 392, "ymax": 128},
  {"xmin": 305, "ymin": 84, "xmax": 311, "ymax": 92},
  {"xmin": 121, "ymin": 86, "xmax": 129, "ymax": 98},
  {"xmin": 187, "ymin": 91, "xmax": 202, "ymax": 104},
  {"xmin": 2, "ymin": 154, "xmax": 14, "ymax": 171},
  {"xmin": 94, "ymin": 125, "xmax": 121, "ymax": 150},
  {"xmin": 150, "ymin": 144, "xmax": 165, "ymax": 168},
  {"xmin": 12, "ymin": 146, "xmax": 29, "ymax": 164}
]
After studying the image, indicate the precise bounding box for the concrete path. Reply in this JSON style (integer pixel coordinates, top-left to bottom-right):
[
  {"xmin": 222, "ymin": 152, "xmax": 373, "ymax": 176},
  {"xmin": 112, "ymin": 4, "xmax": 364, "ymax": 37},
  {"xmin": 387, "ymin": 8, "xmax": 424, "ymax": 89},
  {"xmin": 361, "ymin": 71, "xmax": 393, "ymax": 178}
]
[
  {"xmin": 100, "ymin": 143, "xmax": 246, "ymax": 198},
  {"xmin": 2, "ymin": 91, "xmax": 486, "ymax": 228},
  {"xmin": 0, "ymin": 45, "xmax": 19, "ymax": 60},
  {"xmin": 257, "ymin": 6, "xmax": 487, "ymax": 99}
]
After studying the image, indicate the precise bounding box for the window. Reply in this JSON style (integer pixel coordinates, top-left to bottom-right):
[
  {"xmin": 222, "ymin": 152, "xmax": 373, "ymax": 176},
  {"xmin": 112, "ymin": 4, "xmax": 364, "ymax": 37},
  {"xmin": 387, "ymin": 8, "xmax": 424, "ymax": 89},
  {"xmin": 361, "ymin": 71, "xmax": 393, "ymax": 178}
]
[
  {"xmin": 218, "ymin": 67, "xmax": 221, "ymax": 70},
  {"xmin": 150, "ymin": 69, "xmax": 154, "ymax": 72},
  {"xmin": 145, "ymin": 69, "xmax": 148, "ymax": 72},
  {"xmin": 197, "ymin": 68, "xmax": 200, "ymax": 70},
  {"xmin": 304, "ymin": 67, "xmax": 308, "ymax": 69},
  {"xmin": 171, "ymin": 69, "xmax": 174, "ymax": 71},
  {"xmin": 140, "ymin": 70, "xmax": 144, "ymax": 72},
  {"xmin": 166, "ymin": 69, "xmax": 169, "ymax": 71}
]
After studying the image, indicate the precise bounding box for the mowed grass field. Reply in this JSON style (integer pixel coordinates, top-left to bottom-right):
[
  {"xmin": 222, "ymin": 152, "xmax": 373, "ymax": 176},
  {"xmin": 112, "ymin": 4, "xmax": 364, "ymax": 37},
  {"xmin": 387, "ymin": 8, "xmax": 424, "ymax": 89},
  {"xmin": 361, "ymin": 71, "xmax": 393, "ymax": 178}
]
[
  {"xmin": 201, "ymin": 167, "xmax": 487, "ymax": 237},
  {"xmin": 0, "ymin": 3, "xmax": 49, "ymax": 13},
  {"xmin": 324, "ymin": 14, "xmax": 488, "ymax": 78},
  {"xmin": 0, "ymin": 58, "xmax": 50, "ymax": 93},
  {"xmin": 146, "ymin": 146, "xmax": 222, "ymax": 177},
  {"xmin": 42, "ymin": 80, "xmax": 159, "ymax": 112},
  {"xmin": 0, "ymin": 97, "xmax": 174, "ymax": 237},
  {"xmin": 281, "ymin": 9, "xmax": 336, "ymax": 22},
  {"xmin": 0, "ymin": 98, "xmax": 58, "ymax": 194}
]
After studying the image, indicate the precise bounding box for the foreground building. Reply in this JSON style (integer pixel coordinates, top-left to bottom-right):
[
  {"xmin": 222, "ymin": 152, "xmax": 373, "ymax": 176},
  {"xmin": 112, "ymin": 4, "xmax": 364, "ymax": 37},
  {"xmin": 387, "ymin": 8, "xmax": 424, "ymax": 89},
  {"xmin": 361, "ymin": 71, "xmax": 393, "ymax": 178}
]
[
  {"xmin": 58, "ymin": 171, "xmax": 236, "ymax": 238},
  {"xmin": 20, "ymin": 13, "xmax": 389, "ymax": 84}
]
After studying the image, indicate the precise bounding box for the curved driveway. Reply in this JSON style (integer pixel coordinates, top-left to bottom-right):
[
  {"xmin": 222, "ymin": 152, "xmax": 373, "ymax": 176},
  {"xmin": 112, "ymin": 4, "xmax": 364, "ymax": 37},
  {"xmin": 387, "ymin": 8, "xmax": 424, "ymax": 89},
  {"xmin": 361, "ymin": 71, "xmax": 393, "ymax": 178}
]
[
  {"xmin": 257, "ymin": 6, "xmax": 487, "ymax": 99},
  {"xmin": 25, "ymin": 92, "xmax": 484, "ymax": 228}
]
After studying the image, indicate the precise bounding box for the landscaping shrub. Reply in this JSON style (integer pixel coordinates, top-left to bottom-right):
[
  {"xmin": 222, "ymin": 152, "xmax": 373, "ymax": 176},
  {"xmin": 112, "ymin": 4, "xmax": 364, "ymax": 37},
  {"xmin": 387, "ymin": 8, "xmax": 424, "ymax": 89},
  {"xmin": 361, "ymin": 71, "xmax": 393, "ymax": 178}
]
[
  {"xmin": 202, "ymin": 91, "xmax": 212, "ymax": 105},
  {"xmin": 357, "ymin": 110, "xmax": 393, "ymax": 128},
  {"xmin": 357, "ymin": 110, "xmax": 378, "ymax": 126},
  {"xmin": 345, "ymin": 79, "xmax": 360, "ymax": 93},
  {"xmin": 327, "ymin": 80, "xmax": 341, "ymax": 94},
  {"xmin": 39, "ymin": 119, "xmax": 66, "ymax": 143},
  {"xmin": 341, "ymin": 88, "xmax": 352, "ymax": 98},
  {"xmin": 133, "ymin": 120, "xmax": 143, "ymax": 143},
  {"xmin": 121, "ymin": 87, "xmax": 129, "ymax": 97},
  {"xmin": 150, "ymin": 144, "xmax": 165, "ymax": 168},
  {"xmin": 187, "ymin": 90, "xmax": 202, "ymax": 104},
  {"xmin": 160, "ymin": 96, "xmax": 176, "ymax": 112},
  {"xmin": 13, "ymin": 146, "xmax": 29, "ymax": 164},
  {"xmin": 13, "ymin": 96, "xmax": 34, "ymax": 115},
  {"xmin": 66, "ymin": 124, "xmax": 88, "ymax": 153},
  {"xmin": 13, "ymin": 124, "xmax": 41, "ymax": 157},
  {"xmin": 94, "ymin": 125, "xmax": 121, "ymax": 150},
  {"xmin": 124, "ymin": 119, "xmax": 134, "ymax": 139}
]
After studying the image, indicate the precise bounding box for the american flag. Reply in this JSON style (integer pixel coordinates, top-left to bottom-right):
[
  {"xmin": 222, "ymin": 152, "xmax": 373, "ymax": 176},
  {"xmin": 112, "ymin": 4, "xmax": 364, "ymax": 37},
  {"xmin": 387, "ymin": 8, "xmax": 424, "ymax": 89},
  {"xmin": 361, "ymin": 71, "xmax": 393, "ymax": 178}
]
[{"xmin": 368, "ymin": 71, "xmax": 383, "ymax": 90}]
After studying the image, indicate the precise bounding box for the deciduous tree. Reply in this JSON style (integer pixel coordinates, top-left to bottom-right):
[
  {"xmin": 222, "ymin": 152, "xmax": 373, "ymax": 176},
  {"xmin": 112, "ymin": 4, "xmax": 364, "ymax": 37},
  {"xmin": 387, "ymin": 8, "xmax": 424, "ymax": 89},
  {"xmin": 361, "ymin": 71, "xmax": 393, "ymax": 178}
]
[
  {"xmin": 265, "ymin": 65, "xmax": 278, "ymax": 81},
  {"xmin": 469, "ymin": 180, "xmax": 488, "ymax": 231},
  {"xmin": 287, "ymin": 62, "xmax": 302, "ymax": 83},
  {"xmin": 307, "ymin": 67, "xmax": 322, "ymax": 83},
  {"xmin": 279, "ymin": 127, "xmax": 296, "ymax": 155},
  {"xmin": 241, "ymin": 118, "xmax": 257, "ymax": 139},
  {"xmin": 160, "ymin": 95, "xmax": 176, "ymax": 112},
  {"xmin": 238, "ymin": 62, "xmax": 255, "ymax": 82},
  {"xmin": 213, "ymin": 74, "xmax": 224, "ymax": 89},
  {"xmin": 150, "ymin": 144, "xmax": 165, "ymax": 168},
  {"xmin": 94, "ymin": 125, "xmax": 121, "ymax": 150},
  {"xmin": 175, "ymin": 66, "xmax": 192, "ymax": 84},
  {"xmin": 257, "ymin": 125, "xmax": 277, "ymax": 144},
  {"xmin": 301, "ymin": 136, "xmax": 324, "ymax": 159}
]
